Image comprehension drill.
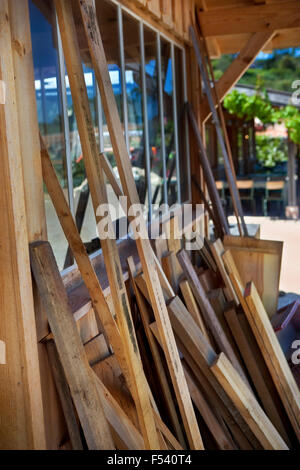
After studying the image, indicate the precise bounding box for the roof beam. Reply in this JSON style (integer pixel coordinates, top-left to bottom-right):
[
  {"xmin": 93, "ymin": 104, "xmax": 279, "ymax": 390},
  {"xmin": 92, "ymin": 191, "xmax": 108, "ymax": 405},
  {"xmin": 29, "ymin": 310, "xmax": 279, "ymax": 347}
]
[
  {"xmin": 200, "ymin": 30, "xmax": 275, "ymax": 124},
  {"xmin": 198, "ymin": 1, "xmax": 300, "ymax": 37}
]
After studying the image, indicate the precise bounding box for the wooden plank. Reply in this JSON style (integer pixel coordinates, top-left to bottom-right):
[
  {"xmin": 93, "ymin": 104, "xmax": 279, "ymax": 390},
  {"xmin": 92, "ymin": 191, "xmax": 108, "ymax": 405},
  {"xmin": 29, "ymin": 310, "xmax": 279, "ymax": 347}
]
[
  {"xmin": 0, "ymin": 340, "xmax": 6, "ymax": 365},
  {"xmin": 92, "ymin": 370, "xmax": 144, "ymax": 450},
  {"xmin": 179, "ymin": 280, "xmax": 210, "ymax": 341},
  {"xmin": 172, "ymin": 0, "xmax": 183, "ymax": 37},
  {"xmin": 161, "ymin": 252, "xmax": 180, "ymax": 291},
  {"xmin": 165, "ymin": 297, "xmax": 263, "ymax": 449},
  {"xmin": 146, "ymin": 0, "xmax": 161, "ymax": 18},
  {"xmin": 78, "ymin": 0, "xmax": 203, "ymax": 450},
  {"xmin": 0, "ymin": 1, "xmax": 46, "ymax": 449},
  {"xmin": 210, "ymin": 353, "xmax": 288, "ymax": 450},
  {"xmin": 244, "ymin": 282, "xmax": 300, "ymax": 441},
  {"xmin": 200, "ymin": 31, "xmax": 274, "ymax": 123},
  {"xmin": 127, "ymin": 256, "xmax": 186, "ymax": 448},
  {"xmin": 77, "ymin": 307, "xmax": 99, "ymax": 345},
  {"xmin": 160, "ymin": 0, "xmax": 174, "ymax": 29},
  {"xmin": 177, "ymin": 249, "xmax": 249, "ymax": 384},
  {"xmin": 30, "ymin": 241, "xmax": 114, "ymax": 450},
  {"xmin": 197, "ymin": 1, "xmax": 300, "ymax": 37},
  {"xmin": 150, "ymin": 319, "xmax": 237, "ymax": 450},
  {"xmin": 223, "ymin": 236, "xmax": 282, "ymax": 318},
  {"xmin": 84, "ymin": 334, "xmax": 110, "ymax": 366},
  {"xmin": 54, "ymin": 1, "xmax": 161, "ymax": 449},
  {"xmin": 224, "ymin": 308, "xmax": 291, "ymax": 445},
  {"xmin": 210, "ymin": 239, "xmax": 239, "ymax": 305},
  {"xmin": 184, "ymin": 366, "xmax": 236, "ymax": 450},
  {"xmin": 46, "ymin": 340, "xmax": 83, "ymax": 450}
]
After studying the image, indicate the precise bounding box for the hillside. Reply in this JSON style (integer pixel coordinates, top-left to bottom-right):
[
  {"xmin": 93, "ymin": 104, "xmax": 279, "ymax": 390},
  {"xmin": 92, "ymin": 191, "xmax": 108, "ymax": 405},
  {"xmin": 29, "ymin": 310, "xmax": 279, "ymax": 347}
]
[{"xmin": 212, "ymin": 48, "xmax": 300, "ymax": 92}]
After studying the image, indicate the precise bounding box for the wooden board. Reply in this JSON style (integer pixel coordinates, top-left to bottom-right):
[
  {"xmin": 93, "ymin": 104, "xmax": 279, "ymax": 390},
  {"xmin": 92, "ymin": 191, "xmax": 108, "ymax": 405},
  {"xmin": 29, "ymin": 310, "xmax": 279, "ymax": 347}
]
[
  {"xmin": 210, "ymin": 239, "xmax": 239, "ymax": 305},
  {"xmin": 0, "ymin": 340, "xmax": 6, "ymax": 365},
  {"xmin": 244, "ymin": 282, "xmax": 300, "ymax": 442},
  {"xmin": 0, "ymin": 0, "xmax": 46, "ymax": 449},
  {"xmin": 30, "ymin": 241, "xmax": 114, "ymax": 450},
  {"xmin": 179, "ymin": 280, "xmax": 210, "ymax": 341},
  {"xmin": 77, "ymin": 0, "xmax": 203, "ymax": 450},
  {"xmin": 223, "ymin": 235, "xmax": 283, "ymax": 318},
  {"xmin": 177, "ymin": 249, "xmax": 249, "ymax": 384},
  {"xmin": 224, "ymin": 308, "xmax": 291, "ymax": 445},
  {"xmin": 210, "ymin": 353, "xmax": 288, "ymax": 450},
  {"xmin": 46, "ymin": 340, "xmax": 83, "ymax": 450}
]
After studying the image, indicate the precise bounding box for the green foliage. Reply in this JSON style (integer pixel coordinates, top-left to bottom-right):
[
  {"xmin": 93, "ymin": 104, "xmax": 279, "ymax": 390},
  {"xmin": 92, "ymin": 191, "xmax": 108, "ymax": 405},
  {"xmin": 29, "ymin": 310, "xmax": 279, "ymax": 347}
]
[
  {"xmin": 280, "ymin": 105, "xmax": 300, "ymax": 144},
  {"xmin": 224, "ymin": 89, "xmax": 277, "ymax": 124},
  {"xmin": 255, "ymin": 135, "xmax": 287, "ymax": 168},
  {"xmin": 213, "ymin": 50, "xmax": 300, "ymax": 92}
]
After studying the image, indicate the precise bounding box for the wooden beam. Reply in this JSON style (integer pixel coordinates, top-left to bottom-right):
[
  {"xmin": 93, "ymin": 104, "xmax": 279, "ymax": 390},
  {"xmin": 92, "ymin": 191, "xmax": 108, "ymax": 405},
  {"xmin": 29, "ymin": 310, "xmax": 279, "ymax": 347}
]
[
  {"xmin": 46, "ymin": 340, "xmax": 84, "ymax": 450},
  {"xmin": 78, "ymin": 0, "xmax": 203, "ymax": 450},
  {"xmin": 200, "ymin": 31, "xmax": 274, "ymax": 124},
  {"xmin": 197, "ymin": 1, "xmax": 300, "ymax": 37},
  {"xmin": 0, "ymin": 340, "xmax": 6, "ymax": 365},
  {"xmin": 224, "ymin": 308, "xmax": 291, "ymax": 445},
  {"xmin": 30, "ymin": 241, "xmax": 114, "ymax": 450},
  {"xmin": 54, "ymin": 0, "xmax": 160, "ymax": 450},
  {"xmin": 177, "ymin": 249, "xmax": 249, "ymax": 385},
  {"xmin": 0, "ymin": 0, "xmax": 46, "ymax": 450},
  {"xmin": 211, "ymin": 353, "xmax": 288, "ymax": 450},
  {"xmin": 244, "ymin": 282, "xmax": 300, "ymax": 441}
]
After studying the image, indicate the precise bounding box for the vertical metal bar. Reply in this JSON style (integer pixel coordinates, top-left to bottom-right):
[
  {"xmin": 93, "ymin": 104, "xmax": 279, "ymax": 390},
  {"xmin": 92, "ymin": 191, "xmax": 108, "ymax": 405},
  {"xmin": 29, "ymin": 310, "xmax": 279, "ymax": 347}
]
[
  {"xmin": 140, "ymin": 21, "xmax": 152, "ymax": 220},
  {"xmin": 171, "ymin": 43, "xmax": 181, "ymax": 204},
  {"xmin": 118, "ymin": 4, "xmax": 130, "ymax": 152},
  {"xmin": 157, "ymin": 33, "xmax": 168, "ymax": 208},
  {"xmin": 183, "ymin": 48, "xmax": 192, "ymax": 202},
  {"xmin": 56, "ymin": 14, "xmax": 74, "ymax": 216}
]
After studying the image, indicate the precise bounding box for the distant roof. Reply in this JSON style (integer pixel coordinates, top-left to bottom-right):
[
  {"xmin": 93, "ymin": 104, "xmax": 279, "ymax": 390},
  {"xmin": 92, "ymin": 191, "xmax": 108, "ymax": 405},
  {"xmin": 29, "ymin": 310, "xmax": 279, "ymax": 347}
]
[{"xmin": 234, "ymin": 83, "xmax": 300, "ymax": 109}]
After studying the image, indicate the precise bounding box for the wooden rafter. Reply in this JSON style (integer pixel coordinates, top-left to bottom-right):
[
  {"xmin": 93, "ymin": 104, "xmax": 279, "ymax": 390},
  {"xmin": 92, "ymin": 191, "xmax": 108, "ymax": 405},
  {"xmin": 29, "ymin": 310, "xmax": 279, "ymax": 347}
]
[
  {"xmin": 200, "ymin": 30, "xmax": 275, "ymax": 124},
  {"xmin": 197, "ymin": 1, "xmax": 300, "ymax": 37}
]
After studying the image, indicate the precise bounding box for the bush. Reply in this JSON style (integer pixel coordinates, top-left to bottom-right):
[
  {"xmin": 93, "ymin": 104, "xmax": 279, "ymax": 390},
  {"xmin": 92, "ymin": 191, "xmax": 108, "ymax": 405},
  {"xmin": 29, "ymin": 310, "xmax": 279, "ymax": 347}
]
[{"xmin": 256, "ymin": 135, "xmax": 287, "ymax": 168}]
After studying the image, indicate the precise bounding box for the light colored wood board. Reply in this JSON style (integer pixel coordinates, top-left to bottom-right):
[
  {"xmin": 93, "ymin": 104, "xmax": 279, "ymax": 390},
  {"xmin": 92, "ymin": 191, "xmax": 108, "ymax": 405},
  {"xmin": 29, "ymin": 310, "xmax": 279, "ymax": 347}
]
[
  {"xmin": 244, "ymin": 282, "xmax": 300, "ymax": 441},
  {"xmin": 30, "ymin": 241, "xmax": 114, "ymax": 449},
  {"xmin": 223, "ymin": 236, "xmax": 282, "ymax": 318},
  {"xmin": 84, "ymin": 334, "xmax": 110, "ymax": 366},
  {"xmin": 184, "ymin": 367, "xmax": 235, "ymax": 450},
  {"xmin": 93, "ymin": 355, "xmax": 140, "ymax": 432},
  {"xmin": 78, "ymin": 0, "xmax": 203, "ymax": 450},
  {"xmin": 222, "ymin": 250, "xmax": 300, "ymax": 442},
  {"xmin": 224, "ymin": 308, "xmax": 291, "ymax": 445},
  {"xmin": 210, "ymin": 239, "xmax": 239, "ymax": 305},
  {"xmin": 92, "ymin": 370, "xmax": 144, "ymax": 450},
  {"xmin": 0, "ymin": 1, "xmax": 46, "ymax": 449},
  {"xmin": 179, "ymin": 280, "xmax": 210, "ymax": 342},
  {"xmin": 161, "ymin": 0, "xmax": 174, "ymax": 29},
  {"xmin": 197, "ymin": 2, "xmax": 299, "ymax": 37},
  {"xmin": 161, "ymin": 252, "xmax": 180, "ymax": 292},
  {"xmin": 46, "ymin": 340, "xmax": 83, "ymax": 450},
  {"xmin": 77, "ymin": 307, "xmax": 99, "ymax": 345},
  {"xmin": 211, "ymin": 353, "xmax": 288, "ymax": 450},
  {"xmin": 177, "ymin": 249, "xmax": 249, "ymax": 384},
  {"xmin": 0, "ymin": 340, "xmax": 6, "ymax": 365},
  {"xmin": 127, "ymin": 256, "xmax": 186, "ymax": 447},
  {"xmin": 151, "ymin": 313, "xmax": 260, "ymax": 449}
]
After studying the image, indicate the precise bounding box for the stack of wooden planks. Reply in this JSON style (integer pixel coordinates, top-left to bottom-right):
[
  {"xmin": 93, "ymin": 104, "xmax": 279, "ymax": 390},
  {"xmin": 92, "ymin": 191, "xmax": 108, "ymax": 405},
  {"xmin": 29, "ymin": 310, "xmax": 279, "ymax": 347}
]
[{"xmin": 27, "ymin": 0, "xmax": 300, "ymax": 450}]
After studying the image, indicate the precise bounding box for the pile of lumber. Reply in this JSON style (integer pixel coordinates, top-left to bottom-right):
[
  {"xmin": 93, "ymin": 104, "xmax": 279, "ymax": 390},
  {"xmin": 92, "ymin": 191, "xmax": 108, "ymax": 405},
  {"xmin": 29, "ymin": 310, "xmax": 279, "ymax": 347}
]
[{"xmin": 28, "ymin": 0, "xmax": 300, "ymax": 450}]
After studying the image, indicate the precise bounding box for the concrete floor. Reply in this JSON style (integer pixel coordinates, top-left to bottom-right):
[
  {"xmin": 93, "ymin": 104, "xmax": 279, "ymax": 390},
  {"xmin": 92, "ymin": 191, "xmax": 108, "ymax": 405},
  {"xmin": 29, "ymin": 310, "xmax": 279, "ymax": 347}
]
[{"xmin": 229, "ymin": 215, "xmax": 300, "ymax": 297}]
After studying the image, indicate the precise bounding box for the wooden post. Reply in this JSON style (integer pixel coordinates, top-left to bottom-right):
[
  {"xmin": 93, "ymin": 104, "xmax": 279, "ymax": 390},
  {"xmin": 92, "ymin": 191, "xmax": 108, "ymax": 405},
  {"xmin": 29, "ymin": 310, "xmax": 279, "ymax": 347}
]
[{"xmin": 0, "ymin": 0, "xmax": 46, "ymax": 449}]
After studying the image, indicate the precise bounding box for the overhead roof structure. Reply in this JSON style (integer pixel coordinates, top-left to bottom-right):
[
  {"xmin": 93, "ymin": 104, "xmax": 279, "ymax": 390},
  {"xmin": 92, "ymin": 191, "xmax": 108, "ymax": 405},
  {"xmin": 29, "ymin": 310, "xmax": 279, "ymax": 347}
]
[{"xmin": 197, "ymin": 0, "xmax": 300, "ymax": 57}]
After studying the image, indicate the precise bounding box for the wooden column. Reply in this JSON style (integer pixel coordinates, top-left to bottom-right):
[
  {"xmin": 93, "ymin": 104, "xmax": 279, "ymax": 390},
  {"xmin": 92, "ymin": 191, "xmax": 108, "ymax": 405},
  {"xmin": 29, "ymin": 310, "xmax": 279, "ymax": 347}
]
[
  {"xmin": 0, "ymin": 0, "xmax": 46, "ymax": 449},
  {"xmin": 9, "ymin": 0, "xmax": 66, "ymax": 449}
]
